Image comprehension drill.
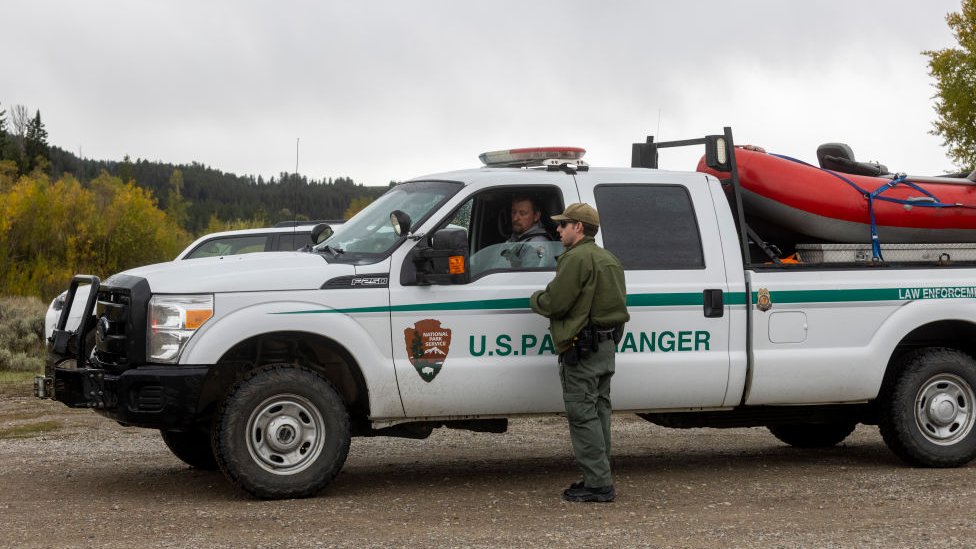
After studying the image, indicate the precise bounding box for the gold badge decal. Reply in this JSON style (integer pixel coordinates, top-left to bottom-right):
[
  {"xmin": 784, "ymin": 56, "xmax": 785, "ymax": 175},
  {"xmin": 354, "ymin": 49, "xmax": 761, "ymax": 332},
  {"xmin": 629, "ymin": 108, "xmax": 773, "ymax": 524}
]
[{"xmin": 756, "ymin": 288, "xmax": 772, "ymax": 312}]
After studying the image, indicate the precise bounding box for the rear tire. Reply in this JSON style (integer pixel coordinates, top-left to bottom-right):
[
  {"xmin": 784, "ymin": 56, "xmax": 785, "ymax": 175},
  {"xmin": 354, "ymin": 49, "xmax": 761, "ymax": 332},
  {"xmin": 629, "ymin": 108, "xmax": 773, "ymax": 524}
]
[
  {"xmin": 213, "ymin": 364, "xmax": 350, "ymax": 499},
  {"xmin": 879, "ymin": 348, "xmax": 976, "ymax": 467},
  {"xmin": 160, "ymin": 429, "xmax": 219, "ymax": 470},
  {"xmin": 768, "ymin": 422, "xmax": 857, "ymax": 448}
]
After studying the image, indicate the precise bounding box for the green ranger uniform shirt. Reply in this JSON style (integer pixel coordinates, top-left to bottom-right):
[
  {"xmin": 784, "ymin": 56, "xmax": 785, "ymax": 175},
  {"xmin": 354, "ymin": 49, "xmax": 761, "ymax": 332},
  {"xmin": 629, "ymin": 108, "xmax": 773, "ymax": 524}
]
[{"xmin": 530, "ymin": 236, "xmax": 630, "ymax": 352}]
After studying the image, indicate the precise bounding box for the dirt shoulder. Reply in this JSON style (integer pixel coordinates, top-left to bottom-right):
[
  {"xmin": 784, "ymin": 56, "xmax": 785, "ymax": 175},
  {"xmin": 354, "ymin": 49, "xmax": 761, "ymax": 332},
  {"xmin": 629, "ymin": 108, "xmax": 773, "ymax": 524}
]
[{"xmin": 2, "ymin": 381, "xmax": 975, "ymax": 548}]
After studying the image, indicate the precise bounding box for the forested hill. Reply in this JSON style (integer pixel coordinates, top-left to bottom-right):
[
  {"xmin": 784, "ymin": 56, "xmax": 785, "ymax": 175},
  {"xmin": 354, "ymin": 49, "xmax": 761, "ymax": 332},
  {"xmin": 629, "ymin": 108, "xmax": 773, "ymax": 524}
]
[
  {"xmin": 47, "ymin": 145, "xmax": 392, "ymax": 233},
  {"xmin": 1, "ymin": 104, "xmax": 396, "ymax": 298}
]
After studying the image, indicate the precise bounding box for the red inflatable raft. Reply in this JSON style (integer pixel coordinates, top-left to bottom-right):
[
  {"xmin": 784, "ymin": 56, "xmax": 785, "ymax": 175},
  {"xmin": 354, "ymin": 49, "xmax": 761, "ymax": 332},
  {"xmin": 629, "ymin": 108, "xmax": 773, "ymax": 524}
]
[{"xmin": 698, "ymin": 148, "xmax": 976, "ymax": 244}]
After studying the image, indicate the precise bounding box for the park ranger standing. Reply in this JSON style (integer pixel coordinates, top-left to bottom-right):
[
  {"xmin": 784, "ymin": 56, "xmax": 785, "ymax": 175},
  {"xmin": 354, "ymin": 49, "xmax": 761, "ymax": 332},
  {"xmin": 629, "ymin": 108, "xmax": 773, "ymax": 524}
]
[{"xmin": 530, "ymin": 203, "xmax": 629, "ymax": 503}]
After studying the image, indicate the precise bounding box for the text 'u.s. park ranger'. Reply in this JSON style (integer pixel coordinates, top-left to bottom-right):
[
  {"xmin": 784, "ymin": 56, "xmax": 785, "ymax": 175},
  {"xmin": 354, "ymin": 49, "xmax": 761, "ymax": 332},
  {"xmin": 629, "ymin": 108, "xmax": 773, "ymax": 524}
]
[{"xmin": 530, "ymin": 202, "xmax": 629, "ymax": 503}]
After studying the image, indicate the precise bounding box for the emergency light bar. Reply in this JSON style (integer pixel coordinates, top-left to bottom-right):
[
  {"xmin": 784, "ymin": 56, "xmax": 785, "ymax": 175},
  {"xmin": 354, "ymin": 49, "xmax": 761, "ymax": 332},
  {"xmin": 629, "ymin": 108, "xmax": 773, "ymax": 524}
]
[{"xmin": 479, "ymin": 147, "xmax": 586, "ymax": 168}]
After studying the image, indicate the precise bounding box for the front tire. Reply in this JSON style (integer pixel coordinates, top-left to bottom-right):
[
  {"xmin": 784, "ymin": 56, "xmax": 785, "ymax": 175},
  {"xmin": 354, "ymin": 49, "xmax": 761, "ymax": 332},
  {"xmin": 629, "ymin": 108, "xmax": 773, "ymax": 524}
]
[
  {"xmin": 879, "ymin": 348, "xmax": 976, "ymax": 467},
  {"xmin": 768, "ymin": 422, "xmax": 857, "ymax": 448},
  {"xmin": 160, "ymin": 429, "xmax": 219, "ymax": 470},
  {"xmin": 213, "ymin": 365, "xmax": 350, "ymax": 499}
]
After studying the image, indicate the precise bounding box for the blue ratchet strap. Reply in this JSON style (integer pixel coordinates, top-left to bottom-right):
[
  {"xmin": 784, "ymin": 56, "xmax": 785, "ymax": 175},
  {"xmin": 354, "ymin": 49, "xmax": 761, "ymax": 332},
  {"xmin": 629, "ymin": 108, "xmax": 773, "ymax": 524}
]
[
  {"xmin": 770, "ymin": 154, "xmax": 969, "ymax": 261},
  {"xmin": 865, "ymin": 176, "xmax": 908, "ymax": 261}
]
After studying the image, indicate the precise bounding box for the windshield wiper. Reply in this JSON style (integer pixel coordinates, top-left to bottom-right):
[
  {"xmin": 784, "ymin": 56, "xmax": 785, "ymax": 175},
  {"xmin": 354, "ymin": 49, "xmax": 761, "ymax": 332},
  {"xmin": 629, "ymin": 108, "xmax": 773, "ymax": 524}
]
[{"xmin": 319, "ymin": 244, "xmax": 344, "ymax": 257}]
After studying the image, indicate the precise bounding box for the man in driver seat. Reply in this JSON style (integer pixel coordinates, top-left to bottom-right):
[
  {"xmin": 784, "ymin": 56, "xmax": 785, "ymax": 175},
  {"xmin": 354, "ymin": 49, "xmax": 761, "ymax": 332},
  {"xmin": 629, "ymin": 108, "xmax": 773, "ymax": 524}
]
[{"xmin": 502, "ymin": 196, "xmax": 552, "ymax": 268}]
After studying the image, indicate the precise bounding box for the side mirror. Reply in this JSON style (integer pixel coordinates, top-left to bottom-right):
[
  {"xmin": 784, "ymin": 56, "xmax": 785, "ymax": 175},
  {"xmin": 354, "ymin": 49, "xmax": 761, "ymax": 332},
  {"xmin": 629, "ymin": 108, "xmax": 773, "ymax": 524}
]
[
  {"xmin": 705, "ymin": 135, "xmax": 732, "ymax": 172},
  {"xmin": 391, "ymin": 210, "xmax": 412, "ymax": 236},
  {"xmin": 409, "ymin": 227, "xmax": 469, "ymax": 285},
  {"xmin": 310, "ymin": 223, "xmax": 334, "ymax": 245}
]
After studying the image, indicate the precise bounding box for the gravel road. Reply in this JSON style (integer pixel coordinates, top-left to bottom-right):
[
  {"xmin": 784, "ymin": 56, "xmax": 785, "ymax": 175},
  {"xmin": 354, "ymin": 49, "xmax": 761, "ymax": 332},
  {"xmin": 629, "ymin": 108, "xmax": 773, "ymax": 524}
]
[{"xmin": 2, "ymin": 381, "xmax": 976, "ymax": 549}]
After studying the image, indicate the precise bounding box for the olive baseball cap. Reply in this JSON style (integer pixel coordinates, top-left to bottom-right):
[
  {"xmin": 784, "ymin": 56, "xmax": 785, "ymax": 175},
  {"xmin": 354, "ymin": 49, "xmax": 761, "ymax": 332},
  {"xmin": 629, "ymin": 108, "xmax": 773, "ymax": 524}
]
[{"xmin": 551, "ymin": 202, "xmax": 600, "ymax": 227}]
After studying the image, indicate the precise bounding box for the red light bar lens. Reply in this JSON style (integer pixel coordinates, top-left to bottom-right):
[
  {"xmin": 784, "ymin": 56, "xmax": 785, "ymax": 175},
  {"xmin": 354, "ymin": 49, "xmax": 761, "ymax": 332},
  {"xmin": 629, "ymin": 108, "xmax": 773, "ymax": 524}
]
[{"xmin": 479, "ymin": 147, "xmax": 586, "ymax": 167}]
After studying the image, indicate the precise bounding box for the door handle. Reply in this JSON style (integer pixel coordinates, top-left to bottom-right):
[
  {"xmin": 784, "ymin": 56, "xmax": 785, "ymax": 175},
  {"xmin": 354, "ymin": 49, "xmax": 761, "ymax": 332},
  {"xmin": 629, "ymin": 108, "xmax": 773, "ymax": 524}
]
[{"xmin": 703, "ymin": 289, "xmax": 724, "ymax": 318}]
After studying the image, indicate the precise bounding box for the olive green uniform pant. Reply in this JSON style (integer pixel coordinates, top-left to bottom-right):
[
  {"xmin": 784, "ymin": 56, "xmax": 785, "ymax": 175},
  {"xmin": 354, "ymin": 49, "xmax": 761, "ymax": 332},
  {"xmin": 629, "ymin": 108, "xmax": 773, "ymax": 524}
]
[{"xmin": 559, "ymin": 342, "xmax": 615, "ymax": 488}]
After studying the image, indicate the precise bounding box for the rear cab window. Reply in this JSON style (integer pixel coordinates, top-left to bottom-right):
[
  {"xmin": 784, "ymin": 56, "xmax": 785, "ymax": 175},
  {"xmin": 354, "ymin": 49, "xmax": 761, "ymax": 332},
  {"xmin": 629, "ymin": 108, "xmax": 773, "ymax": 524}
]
[{"xmin": 594, "ymin": 184, "xmax": 705, "ymax": 270}]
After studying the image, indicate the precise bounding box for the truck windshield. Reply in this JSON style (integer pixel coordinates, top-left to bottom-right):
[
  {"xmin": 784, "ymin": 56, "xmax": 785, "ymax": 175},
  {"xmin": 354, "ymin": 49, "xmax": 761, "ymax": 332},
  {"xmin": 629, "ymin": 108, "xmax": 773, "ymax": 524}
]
[{"xmin": 314, "ymin": 180, "xmax": 463, "ymax": 262}]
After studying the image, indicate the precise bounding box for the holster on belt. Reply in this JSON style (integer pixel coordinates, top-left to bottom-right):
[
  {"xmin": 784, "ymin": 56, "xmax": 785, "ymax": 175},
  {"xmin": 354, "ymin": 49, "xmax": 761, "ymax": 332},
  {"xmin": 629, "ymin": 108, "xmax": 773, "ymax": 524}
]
[
  {"xmin": 560, "ymin": 345, "xmax": 579, "ymax": 366},
  {"xmin": 579, "ymin": 326, "xmax": 596, "ymax": 356},
  {"xmin": 561, "ymin": 326, "xmax": 594, "ymax": 366},
  {"xmin": 560, "ymin": 324, "xmax": 622, "ymax": 365}
]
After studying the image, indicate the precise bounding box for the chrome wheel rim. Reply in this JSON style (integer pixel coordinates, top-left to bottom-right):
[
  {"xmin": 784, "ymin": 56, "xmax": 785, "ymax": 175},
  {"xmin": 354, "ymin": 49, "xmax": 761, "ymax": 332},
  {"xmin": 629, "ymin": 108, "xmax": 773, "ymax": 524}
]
[
  {"xmin": 915, "ymin": 374, "xmax": 976, "ymax": 446},
  {"xmin": 246, "ymin": 394, "xmax": 326, "ymax": 475}
]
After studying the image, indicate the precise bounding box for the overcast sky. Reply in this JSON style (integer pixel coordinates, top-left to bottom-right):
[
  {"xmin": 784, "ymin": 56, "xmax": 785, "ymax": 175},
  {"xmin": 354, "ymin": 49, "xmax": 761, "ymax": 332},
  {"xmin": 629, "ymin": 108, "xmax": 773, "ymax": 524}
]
[{"xmin": 2, "ymin": 1, "xmax": 965, "ymax": 186}]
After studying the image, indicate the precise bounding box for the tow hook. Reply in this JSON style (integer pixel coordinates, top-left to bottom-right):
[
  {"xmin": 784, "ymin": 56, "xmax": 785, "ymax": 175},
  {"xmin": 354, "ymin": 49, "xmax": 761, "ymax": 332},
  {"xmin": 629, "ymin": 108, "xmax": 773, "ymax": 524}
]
[{"xmin": 34, "ymin": 376, "xmax": 53, "ymax": 399}]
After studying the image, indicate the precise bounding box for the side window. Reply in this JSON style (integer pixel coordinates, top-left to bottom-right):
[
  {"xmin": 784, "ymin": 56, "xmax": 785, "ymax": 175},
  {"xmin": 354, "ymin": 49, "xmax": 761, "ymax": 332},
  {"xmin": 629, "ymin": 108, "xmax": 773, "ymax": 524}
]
[
  {"xmin": 185, "ymin": 235, "xmax": 270, "ymax": 259},
  {"xmin": 448, "ymin": 201, "xmax": 472, "ymax": 232},
  {"xmin": 595, "ymin": 185, "xmax": 705, "ymax": 270},
  {"xmin": 448, "ymin": 187, "xmax": 563, "ymax": 278},
  {"xmin": 276, "ymin": 232, "xmax": 309, "ymax": 251}
]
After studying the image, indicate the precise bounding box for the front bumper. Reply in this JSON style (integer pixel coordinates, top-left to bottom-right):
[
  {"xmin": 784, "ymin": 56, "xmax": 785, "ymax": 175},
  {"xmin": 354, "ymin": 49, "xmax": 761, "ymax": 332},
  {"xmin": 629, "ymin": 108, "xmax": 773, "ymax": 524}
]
[
  {"xmin": 36, "ymin": 272, "xmax": 194, "ymax": 428},
  {"xmin": 35, "ymin": 364, "xmax": 210, "ymax": 429}
]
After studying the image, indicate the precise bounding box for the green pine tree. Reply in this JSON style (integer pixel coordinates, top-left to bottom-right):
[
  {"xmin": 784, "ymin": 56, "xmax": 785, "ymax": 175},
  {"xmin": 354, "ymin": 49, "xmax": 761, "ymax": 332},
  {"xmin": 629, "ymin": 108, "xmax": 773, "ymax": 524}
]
[
  {"xmin": 0, "ymin": 102, "xmax": 8, "ymax": 161},
  {"xmin": 23, "ymin": 110, "xmax": 49, "ymax": 172},
  {"xmin": 118, "ymin": 154, "xmax": 135, "ymax": 183},
  {"xmin": 165, "ymin": 168, "xmax": 190, "ymax": 228}
]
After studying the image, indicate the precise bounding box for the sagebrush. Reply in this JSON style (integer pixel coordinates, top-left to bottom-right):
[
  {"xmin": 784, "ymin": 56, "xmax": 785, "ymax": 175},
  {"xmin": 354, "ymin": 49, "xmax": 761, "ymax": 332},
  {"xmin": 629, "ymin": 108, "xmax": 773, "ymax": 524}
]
[{"xmin": 0, "ymin": 296, "xmax": 46, "ymax": 372}]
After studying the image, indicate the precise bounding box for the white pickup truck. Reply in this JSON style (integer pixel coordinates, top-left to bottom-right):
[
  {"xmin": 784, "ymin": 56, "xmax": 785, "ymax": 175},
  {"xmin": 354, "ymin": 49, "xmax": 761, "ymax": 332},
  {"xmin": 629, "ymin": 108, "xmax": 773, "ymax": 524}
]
[{"xmin": 38, "ymin": 129, "xmax": 976, "ymax": 499}]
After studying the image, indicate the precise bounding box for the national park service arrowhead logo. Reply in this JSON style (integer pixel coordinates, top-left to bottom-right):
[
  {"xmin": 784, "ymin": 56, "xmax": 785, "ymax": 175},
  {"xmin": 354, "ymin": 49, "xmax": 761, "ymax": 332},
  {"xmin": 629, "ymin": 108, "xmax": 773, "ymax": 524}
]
[{"xmin": 404, "ymin": 319, "xmax": 452, "ymax": 383}]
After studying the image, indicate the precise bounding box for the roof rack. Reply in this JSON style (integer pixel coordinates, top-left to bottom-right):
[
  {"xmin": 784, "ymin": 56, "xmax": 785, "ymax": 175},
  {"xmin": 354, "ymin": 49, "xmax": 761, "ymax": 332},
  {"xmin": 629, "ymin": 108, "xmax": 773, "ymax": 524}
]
[{"xmin": 632, "ymin": 127, "xmax": 764, "ymax": 265}]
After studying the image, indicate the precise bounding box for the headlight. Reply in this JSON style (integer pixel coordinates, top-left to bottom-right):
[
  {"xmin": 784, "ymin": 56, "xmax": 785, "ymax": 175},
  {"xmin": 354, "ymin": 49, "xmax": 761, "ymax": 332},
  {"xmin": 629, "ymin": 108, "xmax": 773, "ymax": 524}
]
[{"xmin": 148, "ymin": 295, "xmax": 214, "ymax": 363}]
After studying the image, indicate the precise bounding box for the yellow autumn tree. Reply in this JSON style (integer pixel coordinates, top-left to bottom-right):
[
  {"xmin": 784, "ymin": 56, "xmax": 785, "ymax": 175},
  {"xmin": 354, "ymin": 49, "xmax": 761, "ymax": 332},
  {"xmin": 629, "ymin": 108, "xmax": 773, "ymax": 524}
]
[
  {"xmin": 343, "ymin": 196, "xmax": 374, "ymax": 219},
  {"xmin": 0, "ymin": 171, "xmax": 189, "ymax": 298}
]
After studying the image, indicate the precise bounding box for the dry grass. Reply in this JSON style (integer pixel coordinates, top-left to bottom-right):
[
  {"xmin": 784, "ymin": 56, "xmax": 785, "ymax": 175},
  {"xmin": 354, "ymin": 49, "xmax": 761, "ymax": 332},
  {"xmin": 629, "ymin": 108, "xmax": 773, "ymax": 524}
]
[
  {"xmin": 0, "ymin": 371, "xmax": 38, "ymax": 384},
  {"xmin": 0, "ymin": 420, "xmax": 62, "ymax": 439},
  {"xmin": 0, "ymin": 372, "xmax": 37, "ymax": 401}
]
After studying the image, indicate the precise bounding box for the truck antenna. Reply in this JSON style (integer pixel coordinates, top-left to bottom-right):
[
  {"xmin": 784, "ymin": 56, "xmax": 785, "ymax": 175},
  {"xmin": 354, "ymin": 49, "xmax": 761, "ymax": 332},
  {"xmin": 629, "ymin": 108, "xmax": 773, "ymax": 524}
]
[
  {"xmin": 656, "ymin": 108, "xmax": 662, "ymax": 141},
  {"xmin": 293, "ymin": 137, "xmax": 300, "ymax": 232}
]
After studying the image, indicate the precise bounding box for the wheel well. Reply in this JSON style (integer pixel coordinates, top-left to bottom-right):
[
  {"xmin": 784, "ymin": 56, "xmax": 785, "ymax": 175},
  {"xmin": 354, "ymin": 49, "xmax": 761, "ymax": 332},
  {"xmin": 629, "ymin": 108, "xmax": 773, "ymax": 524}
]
[
  {"xmin": 881, "ymin": 320, "xmax": 976, "ymax": 399},
  {"xmin": 893, "ymin": 320, "xmax": 976, "ymax": 362},
  {"xmin": 197, "ymin": 331, "xmax": 370, "ymax": 430}
]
